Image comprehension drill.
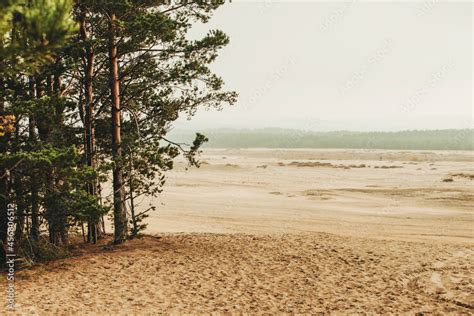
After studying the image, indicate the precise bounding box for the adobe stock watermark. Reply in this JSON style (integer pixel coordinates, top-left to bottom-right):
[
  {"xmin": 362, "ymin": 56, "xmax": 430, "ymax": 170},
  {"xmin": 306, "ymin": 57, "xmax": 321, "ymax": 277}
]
[
  {"xmin": 400, "ymin": 60, "xmax": 454, "ymax": 113},
  {"xmin": 261, "ymin": 0, "xmax": 278, "ymax": 15},
  {"xmin": 446, "ymin": 119, "xmax": 473, "ymax": 149},
  {"xmin": 338, "ymin": 38, "xmax": 394, "ymax": 97},
  {"xmin": 278, "ymin": 118, "xmax": 323, "ymax": 148},
  {"xmin": 5, "ymin": 203, "xmax": 15, "ymax": 311},
  {"xmin": 415, "ymin": 0, "xmax": 440, "ymax": 17},
  {"xmin": 318, "ymin": 0, "xmax": 357, "ymax": 35},
  {"xmin": 242, "ymin": 55, "xmax": 297, "ymax": 111}
]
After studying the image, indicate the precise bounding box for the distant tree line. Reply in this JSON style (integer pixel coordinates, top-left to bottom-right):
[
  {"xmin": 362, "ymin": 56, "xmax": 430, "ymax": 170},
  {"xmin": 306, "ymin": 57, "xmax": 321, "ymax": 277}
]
[
  {"xmin": 0, "ymin": 0, "xmax": 236, "ymax": 264},
  {"xmin": 170, "ymin": 128, "xmax": 474, "ymax": 150}
]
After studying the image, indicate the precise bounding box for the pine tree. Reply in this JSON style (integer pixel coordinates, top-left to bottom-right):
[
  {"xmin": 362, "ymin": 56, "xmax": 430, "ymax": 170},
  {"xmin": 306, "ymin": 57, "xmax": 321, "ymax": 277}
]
[{"xmin": 0, "ymin": 0, "xmax": 237, "ymax": 263}]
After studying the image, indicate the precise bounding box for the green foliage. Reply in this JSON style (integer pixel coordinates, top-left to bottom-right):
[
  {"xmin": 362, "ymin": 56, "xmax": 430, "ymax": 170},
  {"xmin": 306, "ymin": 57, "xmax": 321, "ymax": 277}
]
[
  {"xmin": 0, "ymin": 146, "xmax": 107, "ymax": 232},
  {"xmin": 17, "ymin": 0, "xmax": 77, "ymax": 48},
  {"xmin": 0, "ymin": 0, "xmax": 77, "ymax": 74},
  {"xmin": 170, "ymin": 128, "xmax": 474, "ymax": 151},
  {"xmin": 185, "ymin": 133, "xmax": 209, "ymax": 167},
  {"xmin": 89, "ymin": 0, "xmax": 236, "ymax": 239},
  {"xmin": 19, "ymin": 236, "xmax": 69, "ymax": 263},
  {"xmin": 129, "ymin": 207, "xmax": 153, "ymax": 239},
  {"xmin": 0, "ymin": 0, "xmax": 236, "ymax": 256}
]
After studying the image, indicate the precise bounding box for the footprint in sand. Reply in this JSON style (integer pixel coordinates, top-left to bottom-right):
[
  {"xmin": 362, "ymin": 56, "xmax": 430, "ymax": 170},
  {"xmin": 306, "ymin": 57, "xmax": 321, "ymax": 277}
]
[
  {"xmin": 418, "ymin": 249, "xmax": 474, "ymax": 308},
  {"xmin": 430, "ymin": 272, "xmax": 446, "ymax": 294}
]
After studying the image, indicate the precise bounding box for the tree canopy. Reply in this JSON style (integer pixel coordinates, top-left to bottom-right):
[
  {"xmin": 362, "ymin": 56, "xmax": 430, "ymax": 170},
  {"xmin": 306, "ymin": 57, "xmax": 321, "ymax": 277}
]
[{"xmin": 0, "ymin": 0, "xmax": 236, "ymax": 263}]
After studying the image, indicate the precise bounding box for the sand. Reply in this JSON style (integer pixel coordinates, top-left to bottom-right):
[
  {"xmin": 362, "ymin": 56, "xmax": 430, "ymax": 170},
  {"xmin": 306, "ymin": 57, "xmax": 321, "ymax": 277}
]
[
  {"xmin": 2, "ymin": 149, "xmax": 473, "ymax": 314},
  {"xmin": 149, "ymin": 149, "xmax": 473, "ymax": 244}
]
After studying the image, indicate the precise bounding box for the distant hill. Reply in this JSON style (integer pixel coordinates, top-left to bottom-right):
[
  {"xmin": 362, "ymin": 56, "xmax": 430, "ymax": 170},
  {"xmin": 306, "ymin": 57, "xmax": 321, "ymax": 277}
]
[{"xmin": 168, "ymin": 128, "xmax": 474, "ymax": 150}]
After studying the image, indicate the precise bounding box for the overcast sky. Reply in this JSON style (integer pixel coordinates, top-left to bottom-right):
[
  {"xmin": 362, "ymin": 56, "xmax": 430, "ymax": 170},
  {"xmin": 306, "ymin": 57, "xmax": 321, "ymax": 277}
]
[{"xmin": 175, "ymin": 0, "xmax": 472, "ymax": 132}]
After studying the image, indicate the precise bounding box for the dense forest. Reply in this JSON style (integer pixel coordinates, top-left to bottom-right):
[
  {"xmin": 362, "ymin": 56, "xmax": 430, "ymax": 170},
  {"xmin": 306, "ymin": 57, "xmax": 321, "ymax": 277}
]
[
  {"xmin": 170, "ymin": 128, "xmax": 474, "ymax": 150},
  {"xmin": 0, "ymin": 0, "xmax": 236, "ymax": 265}
]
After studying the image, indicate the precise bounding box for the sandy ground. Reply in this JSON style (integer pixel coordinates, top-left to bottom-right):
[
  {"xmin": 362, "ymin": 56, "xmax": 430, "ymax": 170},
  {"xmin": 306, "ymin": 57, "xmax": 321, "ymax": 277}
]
[
  {"xmin": 150, "ymin": 149, "xmax": 473, "ymax": 244},
  {"xmin": 2, "ymin": 149, "xmax": 474, "ymax": 314}
]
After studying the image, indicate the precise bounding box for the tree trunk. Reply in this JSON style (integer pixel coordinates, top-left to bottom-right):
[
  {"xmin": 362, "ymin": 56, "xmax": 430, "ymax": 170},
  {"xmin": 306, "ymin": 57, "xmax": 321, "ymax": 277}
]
[
  {"xmin": 46, "ymin": 74, "xmax": 53, "ymax": 96},
  {"xmin": 14, "ymin": 176, "xmax": 26, "ymax": 242},
  {"xmin": 28, "ymin": 78, "xmax": 40, "ymax": 241},
  {"xmin": 52, "ymin": 64, "xmax": 68, "ymax": 246},
  {"xmin": 129, "ymin": 152, "xmax": 137, "ymax": 238},
  {"xmin": 108, "ymin": 12, "xmax": 128, "ymax": 244},
  {"xmin": 80, "ymin": 10, "xmax": 99, "ymax": 243}
]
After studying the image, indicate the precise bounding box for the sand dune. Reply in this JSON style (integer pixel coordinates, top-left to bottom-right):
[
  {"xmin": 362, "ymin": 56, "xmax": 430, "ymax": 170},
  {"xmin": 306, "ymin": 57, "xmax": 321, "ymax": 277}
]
[
  {"xmin": 148, "ymin": 149, "xmax": 473, "ymax": 244},
  {"xmin": 7, "ymin": 234, "xmax": 474, "ymax": 314},
  {"xmin": 3, "ymin": 149, "xmax": 473, "ymax": 314}
]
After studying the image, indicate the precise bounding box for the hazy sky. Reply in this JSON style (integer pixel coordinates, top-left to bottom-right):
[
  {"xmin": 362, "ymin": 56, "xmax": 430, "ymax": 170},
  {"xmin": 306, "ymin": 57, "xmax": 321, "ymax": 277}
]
[{"xmin": 175, "ymin": 0, "xmax": 473, "ymax": 131}]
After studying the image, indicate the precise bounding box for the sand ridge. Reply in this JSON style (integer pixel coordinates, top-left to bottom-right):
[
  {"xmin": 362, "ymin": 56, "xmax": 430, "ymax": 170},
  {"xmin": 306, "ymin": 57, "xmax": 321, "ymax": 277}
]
[
  {"xmin": 2, "ymin": 149, "xmax": 473, "ymax": 314},
  {"xmin": 146, "ymin": 149, "xmax": 473, "ymax": 244},
  {"xmin": 4, "ymin": 233, "xmax": 474, "ymax": 314}
]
